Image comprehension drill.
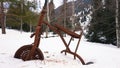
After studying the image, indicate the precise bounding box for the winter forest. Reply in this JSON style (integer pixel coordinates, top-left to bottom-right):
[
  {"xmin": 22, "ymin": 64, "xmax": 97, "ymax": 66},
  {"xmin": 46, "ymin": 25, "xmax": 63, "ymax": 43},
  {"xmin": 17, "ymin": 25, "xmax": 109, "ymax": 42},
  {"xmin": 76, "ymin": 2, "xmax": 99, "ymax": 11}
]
[{"xmin": 0, "ymin": 0, "xmax": 120, "ymax": 68}]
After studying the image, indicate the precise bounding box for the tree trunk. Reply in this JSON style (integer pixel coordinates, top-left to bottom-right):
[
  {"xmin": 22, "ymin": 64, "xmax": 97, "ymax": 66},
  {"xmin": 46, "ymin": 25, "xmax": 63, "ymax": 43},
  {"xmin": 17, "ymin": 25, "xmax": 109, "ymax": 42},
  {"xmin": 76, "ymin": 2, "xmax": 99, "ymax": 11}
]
[
  {"xmin": 116, "ymin": 0, "xmax": 120, "ymax": 48},
  {"xmin": 63, "ymin": 0, "xmax": 67, "ymax": 37},
  {"xmin": 20, "ymin": 0, "xmax": 24, "ymax": 33},
  {"xmin": 71, "ymin": 0, "xmax": 75, "ymax": 40},
  {"xmin": 29, "ymin": 20, "xmax": 32, "ymax": 32},
  {"xmin": 20, "ymin": 16, "xmax": 23, "ymax": 33},
  {"xmin": 45, "ymin": 0, "xmax": 50, "ymax": 38},
  {"xmin": 71, "ymin": 0, "xmax": 75, "ymax": 30},
  {"xmin": 0, "ymin": 2, "xmax": 6, "ymax": 34},
  {"xmin": 63, "ymin": 0, "xmax": 67, "ymax": 28}
]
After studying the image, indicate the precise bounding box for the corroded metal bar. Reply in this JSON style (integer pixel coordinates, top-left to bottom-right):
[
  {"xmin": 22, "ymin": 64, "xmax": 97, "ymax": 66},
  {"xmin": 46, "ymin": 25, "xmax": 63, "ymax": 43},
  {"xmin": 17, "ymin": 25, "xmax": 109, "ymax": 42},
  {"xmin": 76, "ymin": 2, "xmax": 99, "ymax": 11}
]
[
  {"xmin": 54, "ymin": 23, "xmax": 80, "ymax": 38},
  {"xmin": 24, "ymin": 0, "xmax": 48, "ymax": 61}
]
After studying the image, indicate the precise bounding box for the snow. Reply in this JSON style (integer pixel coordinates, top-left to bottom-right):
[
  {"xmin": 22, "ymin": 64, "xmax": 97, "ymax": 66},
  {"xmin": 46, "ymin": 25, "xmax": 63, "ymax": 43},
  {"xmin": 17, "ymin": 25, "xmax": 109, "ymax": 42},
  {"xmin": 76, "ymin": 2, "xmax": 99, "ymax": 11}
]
[{"xmin": 0, "ymin": 28, "xmax": 120, "ymax": 68}]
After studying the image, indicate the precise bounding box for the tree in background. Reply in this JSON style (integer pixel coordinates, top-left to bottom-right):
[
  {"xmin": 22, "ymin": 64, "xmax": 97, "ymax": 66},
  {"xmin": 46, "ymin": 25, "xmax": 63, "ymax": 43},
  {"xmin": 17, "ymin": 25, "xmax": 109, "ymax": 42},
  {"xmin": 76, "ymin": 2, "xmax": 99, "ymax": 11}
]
[
  {"xmin": 116, "ymin": 0, "xmax": 120, "ymax": 48},
  {"xmin": 85, "ymin": 0, "xmax": 117, "ymax": 45},
  {"xmin": 6, "ymin": 0, "xmax": 39, "ymax": 32},
  {"xmin": 44, "ymin": 0, "xmax": 55, "ymax": 37},
  {"xmin": 0, "ymin": 1, "xmax": 6, "ymax": 34},
  {"xmin": 119, "ymin": 0, "xmax": 120, "ymax": 47}
]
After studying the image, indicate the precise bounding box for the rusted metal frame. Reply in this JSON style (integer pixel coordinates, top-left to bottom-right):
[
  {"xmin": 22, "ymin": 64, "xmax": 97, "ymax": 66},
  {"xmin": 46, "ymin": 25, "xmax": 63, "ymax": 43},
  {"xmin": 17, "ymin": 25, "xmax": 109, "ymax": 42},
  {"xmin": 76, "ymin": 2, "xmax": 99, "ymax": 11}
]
[
  {"xmin": 55, "ymin": 29, "xmax": 85, "ymax": 65},
  {"xmin": 24, "ymin": 0, "xmax": 47, "ymax": 60},
  {"xmin": 61, "ymin": 31, "xmax": 83, "ymax": 60},
  {"xmin": 60, "ymin": 36, "xmax": 85, "ymax": 65},
  {"xmin": 43, "ymin": 21, "xmax": 71, "ymax": 51},
  {"xmin": 64, "ymin": 30, "xmax": 76, "ymax": 55},
  {"xmin": 57, "ymin": 30, "xmax": 71, "ymax": 52},
  {"xmin": 43, "ymin": 21, "xmax": 72, "ymax": 52},
  {"xmin": 54, "ymin": 23, "xmax": 80, "ymax": 38},
  {"xmin": 74, "ymin": 31, "xmax": 83, "ymax": 59},
  {"xmin": 68, "ymin": 37, "xmax": 73, "ymax": 46},
  {"xmin": 43, "ymin": 21, "xmax": 85, "ymax": 64},
  {"xmin": 64, "ymin": 37, "xmax": 73, "ymax": 55},
  {"xmin": 67, "ymin": 30, "xmax": 78, "ymax": 46},
  {"xmin": 54, "ymin": 24, "xmax": 85, "ymax": 64},
  {"xmin": 61, "ymin": 50, "xmax": 85, "ymax": 65},
  {"xmin": 25, "ymin": 26, "xmax": 43, "ymax": 60},
  {"xmin": 60, "ymin": 31, "xmax": 85, "ymax": 65}
]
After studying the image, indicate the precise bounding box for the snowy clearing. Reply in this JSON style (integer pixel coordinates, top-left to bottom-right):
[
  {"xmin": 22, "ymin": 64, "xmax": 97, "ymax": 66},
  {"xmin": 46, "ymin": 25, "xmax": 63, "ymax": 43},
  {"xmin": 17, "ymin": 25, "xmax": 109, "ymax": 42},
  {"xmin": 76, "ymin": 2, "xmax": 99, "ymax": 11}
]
[{"xmin": 0, "ymin": 29, "xmax": 120, "ymax": 68}]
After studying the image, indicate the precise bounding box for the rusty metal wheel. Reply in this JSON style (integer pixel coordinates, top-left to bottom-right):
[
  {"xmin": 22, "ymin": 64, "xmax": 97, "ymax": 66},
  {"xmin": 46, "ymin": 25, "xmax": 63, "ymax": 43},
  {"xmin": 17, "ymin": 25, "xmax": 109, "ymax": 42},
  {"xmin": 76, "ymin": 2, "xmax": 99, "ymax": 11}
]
[{"xmin": 14, "ymin": 45, "xmax": 44, "ymax": 61}]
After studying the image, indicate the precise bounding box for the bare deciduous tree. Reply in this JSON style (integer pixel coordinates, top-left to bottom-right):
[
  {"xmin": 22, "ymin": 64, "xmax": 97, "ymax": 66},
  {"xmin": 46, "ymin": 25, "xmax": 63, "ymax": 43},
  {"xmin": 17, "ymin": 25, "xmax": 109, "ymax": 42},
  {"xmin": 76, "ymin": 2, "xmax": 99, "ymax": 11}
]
[
  {"xmin": 0, "ymin": 2, "xmax": 6, "ymax": 34},
  {"xmin": 63, "ymin": 0, "xmax": 67, "ymax": 28},
  {"xmin": 115, "ymin": 0, "xmax": 120, "ymax": 48}
]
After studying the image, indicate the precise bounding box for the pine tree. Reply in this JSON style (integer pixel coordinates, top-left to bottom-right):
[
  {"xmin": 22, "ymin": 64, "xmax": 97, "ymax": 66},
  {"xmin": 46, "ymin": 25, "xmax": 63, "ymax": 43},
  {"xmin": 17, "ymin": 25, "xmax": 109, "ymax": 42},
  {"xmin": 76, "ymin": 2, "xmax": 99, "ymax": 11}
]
[
  {"xmin": 85, "ymin": 0, "xmax": 116, "ymax": 45},
  {"xmin": 6, "ymin": 0, "xmax": 38, "ymax": 32}
]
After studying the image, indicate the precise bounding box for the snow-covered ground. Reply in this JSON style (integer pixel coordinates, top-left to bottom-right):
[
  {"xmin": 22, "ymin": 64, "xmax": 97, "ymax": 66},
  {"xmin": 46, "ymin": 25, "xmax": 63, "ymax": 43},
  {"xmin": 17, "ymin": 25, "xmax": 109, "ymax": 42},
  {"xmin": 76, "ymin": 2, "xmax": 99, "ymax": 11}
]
[{"xmin": 0, "ymin": 29, "xmax": 120, "ymax": 68}]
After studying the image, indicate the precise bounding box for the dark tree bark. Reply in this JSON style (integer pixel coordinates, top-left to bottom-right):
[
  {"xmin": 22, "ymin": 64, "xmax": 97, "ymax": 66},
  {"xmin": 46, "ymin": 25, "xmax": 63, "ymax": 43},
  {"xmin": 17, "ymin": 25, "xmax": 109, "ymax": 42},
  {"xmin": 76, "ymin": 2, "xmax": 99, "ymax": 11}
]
[
  {"xmin": 0, "ymin": 2, "xmax": 6, "ymax": 34},
  {"xmin": 116, "ymin": 0, "xmax": 120, "ymax": 48}
]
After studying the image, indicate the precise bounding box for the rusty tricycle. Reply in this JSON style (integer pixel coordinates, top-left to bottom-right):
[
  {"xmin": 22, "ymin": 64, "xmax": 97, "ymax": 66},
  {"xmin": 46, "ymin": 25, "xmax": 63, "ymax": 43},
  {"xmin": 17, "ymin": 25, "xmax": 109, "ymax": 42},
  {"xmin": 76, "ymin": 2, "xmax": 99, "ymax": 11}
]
[{"xmin": 14, "ymin": 0, "xmax": 86, "ymax": 65}]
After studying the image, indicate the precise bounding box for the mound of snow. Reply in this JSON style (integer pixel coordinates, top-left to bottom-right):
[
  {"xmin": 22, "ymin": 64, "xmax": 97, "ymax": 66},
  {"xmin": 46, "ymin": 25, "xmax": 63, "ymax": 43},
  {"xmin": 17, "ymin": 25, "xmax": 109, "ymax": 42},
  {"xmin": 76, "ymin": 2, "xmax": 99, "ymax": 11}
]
[{"xmin": 0, "ymin": 29, "xmax": 120, "ymax": 68}]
